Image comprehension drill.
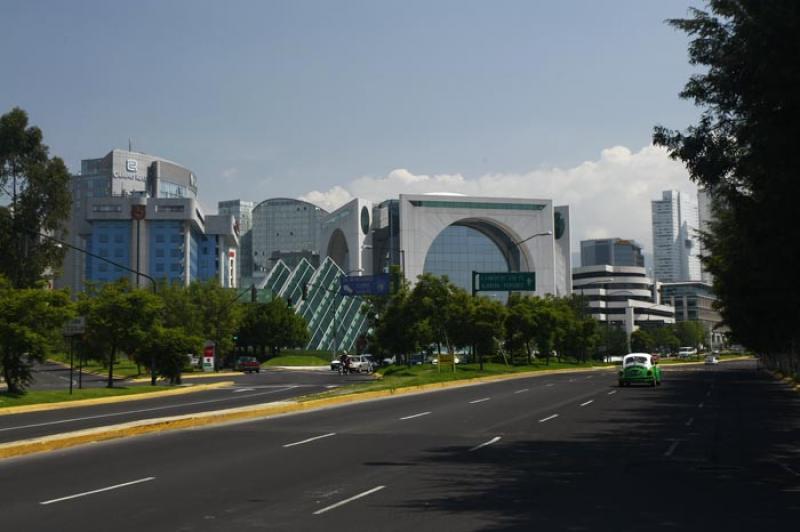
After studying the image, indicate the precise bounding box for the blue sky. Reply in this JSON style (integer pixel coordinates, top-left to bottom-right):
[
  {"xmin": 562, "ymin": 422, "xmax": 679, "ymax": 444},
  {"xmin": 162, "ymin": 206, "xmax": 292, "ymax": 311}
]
[{"xmin": 1, "ymin": 0, "xmax": 702, "ymax": 250}]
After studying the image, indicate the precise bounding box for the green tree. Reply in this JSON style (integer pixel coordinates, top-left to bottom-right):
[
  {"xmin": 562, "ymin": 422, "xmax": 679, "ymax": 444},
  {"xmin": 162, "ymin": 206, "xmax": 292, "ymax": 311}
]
[
  {"xmin": 188, "ymin": 280, "xmax": 243, "ymax": 366},
  {"xmin": 79, "ymin": 281, "xmax": 162, "ymax": 387},
  {"xmin": 0, "ymin": 276, "xmax": 73, "ymax": 393},
  {"xmin": 142, "ymin": 325, "xmax": 202, "ymax": 385},
  {"xmin": 408, "ymin": 273, "xmax": 458, "ymax": 356},
  {"xmin": 469, "ymin": 296, "xmax": 507, "ymax": 370},
  {"xmin": 238, "ymin": 299, "xmax": 309, "ymax": 357},
  {"xmin": 651, "ymin": 326, "xmax": 680, "ymax": 355},
  {"xmin": 653, "ymin": 2, "xmax": 800, "ymax": 371},
  {"xmin": 631, "ymin": 329, "xmax": 655, "ymax": 353},
  {"xmin": 673, "ymin": 321, "xmax": 705, "ymax": 350},
  {"xmin": 0, "ymin": 107, "xmax": 72, "ymax": 288}
]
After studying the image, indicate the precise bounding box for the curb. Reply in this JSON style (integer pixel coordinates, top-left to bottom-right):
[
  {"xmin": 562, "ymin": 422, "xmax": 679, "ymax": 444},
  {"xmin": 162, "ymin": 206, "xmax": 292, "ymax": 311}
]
[
  {"xmin": 0, "ymin": 381, "xmax": 234, "ymax": 417},
  {"xmin": 129, "ymin": 372, "xmax": 241, "ymax": 383}
]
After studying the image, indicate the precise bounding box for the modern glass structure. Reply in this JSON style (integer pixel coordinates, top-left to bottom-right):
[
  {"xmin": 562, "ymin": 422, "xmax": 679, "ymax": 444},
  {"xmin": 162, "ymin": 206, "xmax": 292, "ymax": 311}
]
[
  {"xmin": 260, "ymin": 257, "xmax": 368, "ymax": 353},
  {"xmin": 581, "ymin": 238, "xmax": 645, "ymax": 267},
  {"xmin": 250, "ymin": 198, "xmax": 327, "ymax": 276},
  {"xmin": 423, "ymin": 224, "xmax": 509, "ymax": 299},
  {"xmin": 661, "ymin": 281, "xmax": 725, "ymax": 347}
]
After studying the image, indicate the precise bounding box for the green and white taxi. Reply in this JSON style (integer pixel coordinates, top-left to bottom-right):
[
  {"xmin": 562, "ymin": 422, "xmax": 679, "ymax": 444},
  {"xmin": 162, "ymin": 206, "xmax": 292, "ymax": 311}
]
[{"xmin": 618, "ymin": 353, "xmax": 662, "ymax": 387}]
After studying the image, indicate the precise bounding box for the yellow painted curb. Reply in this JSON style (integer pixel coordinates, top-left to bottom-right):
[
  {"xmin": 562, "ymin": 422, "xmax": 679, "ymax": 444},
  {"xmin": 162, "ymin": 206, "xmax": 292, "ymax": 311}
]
[{"xmin": 0, "ymin": 381, "xmax": 234, "ymax": 417}]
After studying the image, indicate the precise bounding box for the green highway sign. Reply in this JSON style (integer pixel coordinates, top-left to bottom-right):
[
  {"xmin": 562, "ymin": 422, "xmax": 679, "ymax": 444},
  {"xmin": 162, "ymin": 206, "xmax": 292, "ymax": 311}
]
[{"xmin": 472, "ymin": 271, "xmax": 536, "ymax": 293}]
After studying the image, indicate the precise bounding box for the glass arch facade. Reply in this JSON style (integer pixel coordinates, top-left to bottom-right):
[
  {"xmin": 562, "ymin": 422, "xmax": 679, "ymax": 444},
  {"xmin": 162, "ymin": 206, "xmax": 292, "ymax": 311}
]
[{"xmin": 423, "ymin": 224, "xmax": 510, "ymax": 299}]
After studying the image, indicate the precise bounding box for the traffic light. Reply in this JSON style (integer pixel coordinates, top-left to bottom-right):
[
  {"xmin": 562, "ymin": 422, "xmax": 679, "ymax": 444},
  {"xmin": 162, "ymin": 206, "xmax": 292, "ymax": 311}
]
[{"xmin": 302, "ymin": 283, "xmax": 308, "ymax": 300}]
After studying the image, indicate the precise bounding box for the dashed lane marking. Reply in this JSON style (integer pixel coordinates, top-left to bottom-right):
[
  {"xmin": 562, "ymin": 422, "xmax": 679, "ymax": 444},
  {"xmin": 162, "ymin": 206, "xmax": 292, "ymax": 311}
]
[
  {"xmin": 40, "ymin": 477, "xmax": 155, "ymax": 505},
  {"xmin": 513, "ymin": 389, "xmax": 529, "ymax": 394},
  {"xmin": 469, "ymin": 398, "xmax": 491, "ymax": 404},
  {"xmin": 538, "ymin": 414, "xmax": 559, "ymax": 423},
  {"xmin": 664, "ymin": 440, "xmax": 681, "ymax": 457},
  {"xmin": 685, "ymin": 417, "xmax": 694, "ymax": 427},
  {"xmin": 579, "ymin": 400, "xmax": 594, "ymax": 407},
  {"xmin": 469, "ymin": 436, "xmax": 501, "ymax": 452},
  {"xmin": 399, "ymin": 411, "xmax": 431, "ymax": 421},
  {"xmin": 608, "ymin": 390, "xmax": 617, "ymax": 396},
  {"xmin": 283, "ymin": 433, "xmax": 336, "ymax": 448},
  {"xmin": 313, "ymin": 485, "xmax": 386, "ymax": 515}
]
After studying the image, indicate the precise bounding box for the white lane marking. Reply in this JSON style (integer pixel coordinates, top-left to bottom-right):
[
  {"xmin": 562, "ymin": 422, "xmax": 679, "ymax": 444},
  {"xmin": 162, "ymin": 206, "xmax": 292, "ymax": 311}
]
[
  {"xmin": 325, "ymin": 385, "xmax": 339, "ymax": 389},
  {"xmin": 0, "ymin": 386, "xmax": 299, "ymax": 433},
  {"xmin": 283, "ymin": 433, "xmax": 336, "ymax": 448},
  {"xmin": 538, "ymin": 414, "xmax": 559, "ymax": 423},
  {"xmin": 40, "ymin": 477, "xmax": 155, "ymax": 505},
  {"xmin": 469, "ymin": 398, "xmax": 491, "ymax": 404},
  {"xmin": 313, "ymin": 485, "xmax": 386, "ymax": 515},
  {"xmin": 233, "ymin": 388, "xmax": 255, "ymax": 393},
  {"xmin": 685, "ymin": 417, "xmax": 695, "ymax": 427},
  {"xmin": 579, "ymin": 400, "xmax": 594, "ymax": 407},
  {"xmin": 513, "ymin": 388, "xmax": 529, "ymax": 394},
  {"xmin": 469, "ymin": 436, "xmax": 501, "ymax": 452},
  {"xmin": 545, "ymin": 383, "xmax": 555, "ymax": 387},
  {"xmin": 608, "ymin": 390, "xmax": 617, "ymax": 395},
  {"xmin": 399, "ymin": 411, "xmax": 431, "ymax": 420},
  {"xmin": 698, "ymin": 402, "xmax": 705, "ymax": 409},
  {"xmin": 664, "ymin": 440, "xmax": 681, "ymax": 457},
  {"xmin": 569, "ymin": 379, "xmax": 575, "ymax": 382},
  {"xmin": 585, "ymin": 376, "xmax": 593, "ymax": 380}
]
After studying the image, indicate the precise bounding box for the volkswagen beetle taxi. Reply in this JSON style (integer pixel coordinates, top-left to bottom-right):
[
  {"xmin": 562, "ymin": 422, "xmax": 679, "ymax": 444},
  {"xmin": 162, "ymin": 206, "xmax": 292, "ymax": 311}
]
[{"xmin": 618, "ymin": 353, "xmax": 661, "ymax": 387}]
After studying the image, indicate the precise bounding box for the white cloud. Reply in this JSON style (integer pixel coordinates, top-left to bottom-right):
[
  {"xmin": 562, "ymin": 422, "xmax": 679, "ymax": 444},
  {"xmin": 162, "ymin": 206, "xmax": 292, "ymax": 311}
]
[{"xmin": 299, "ymin": 144, "xmax": 695, "ymax": 254}]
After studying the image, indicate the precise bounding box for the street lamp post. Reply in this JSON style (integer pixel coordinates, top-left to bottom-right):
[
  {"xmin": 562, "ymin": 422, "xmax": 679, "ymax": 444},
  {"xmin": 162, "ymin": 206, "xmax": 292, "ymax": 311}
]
[{"xmin": 36, "ymin": 232, "xmax": 161, "ymax": 386}]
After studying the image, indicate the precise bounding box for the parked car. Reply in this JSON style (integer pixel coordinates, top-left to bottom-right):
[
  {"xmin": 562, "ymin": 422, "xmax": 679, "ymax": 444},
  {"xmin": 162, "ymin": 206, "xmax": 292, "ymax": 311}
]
[
  {"xmin": 704, "ymin": 355, "xmax": 720, "ymax": 365},
  {"xmin": 618, "ymin": 353, "xmax": 661, "ymax": 387},
  {"xmin": 381, "ymin": 355, "xmax": 397, "ymax": 366},
  {"xmin": 678, "ymin": 347, "xmax": 698, "ymax": 359},
  {"xmin": 347, "ymin": 355, "xmax": 375, "ymax": 373},
  {"xmin": 431, "ymin": 355, "xmax": 462, "ymax": 365},
  {"xmin": 235, "ymin": 356, "xmax": 260, "ymax": 373}
]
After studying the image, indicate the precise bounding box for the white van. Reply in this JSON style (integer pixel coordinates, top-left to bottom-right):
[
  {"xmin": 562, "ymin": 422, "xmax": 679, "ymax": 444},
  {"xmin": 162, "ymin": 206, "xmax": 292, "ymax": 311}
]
[{"xmin": 678, "ymin": 347, "xmax": 698, "ymax": 359}]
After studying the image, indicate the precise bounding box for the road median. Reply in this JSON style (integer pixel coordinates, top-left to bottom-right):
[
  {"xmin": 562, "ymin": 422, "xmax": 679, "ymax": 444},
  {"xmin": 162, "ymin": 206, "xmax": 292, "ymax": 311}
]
[{"xmin": 0, "ymin": 381, "xmax": 234, "ymax": 417}]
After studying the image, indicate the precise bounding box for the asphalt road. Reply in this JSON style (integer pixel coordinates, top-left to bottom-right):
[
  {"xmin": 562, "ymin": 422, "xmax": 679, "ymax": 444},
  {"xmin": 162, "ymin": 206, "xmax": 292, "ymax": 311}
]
[
  {"xmin": 1, "ymin": 360, "xmax": 798, "ymax": 531},
  {"xmin": 27, "ymin": 360, "xmax": 110, "ymax": 390},
  {"xmin": 0, "ymin": 368, "xmax": 372, "ymax": 444}
]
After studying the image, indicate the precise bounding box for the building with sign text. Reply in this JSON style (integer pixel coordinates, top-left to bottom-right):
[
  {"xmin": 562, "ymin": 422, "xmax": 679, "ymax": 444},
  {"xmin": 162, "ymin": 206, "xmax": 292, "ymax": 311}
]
[{"xmin": 56, "ymin": 149, "xmax": 239, "ymax": 293}]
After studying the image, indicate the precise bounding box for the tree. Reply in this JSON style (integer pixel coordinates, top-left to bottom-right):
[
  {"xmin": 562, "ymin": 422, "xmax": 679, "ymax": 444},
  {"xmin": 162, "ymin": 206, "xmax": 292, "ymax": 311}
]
[
  {"xmin": 653, "ymin": 2, "xmax": 800, "ymax": 371},
  {"xmin": 141, "ymin": 325, "xmax": 202, "ymax": 385},
  {"xmin": 469, "ymin": 296, "xmax": 507, "ymax": 370},
  {"xmin": 408, "ymin": 273, "xmax": 458, "ymax": 356},
  {"xmin": 237, "ymin": 299, "xmax": 309, "ymax": 357},
  {"xmin": 188, "ymin": 280, "xmax": 243, "ymax": 366},
  {"xmin": 78, "ymin": 281, "xmax": 162, "ymax": 387},
  {"xmin": 651, "ymin": 326, "xmax": 680, "ymax": 355},
  {"xmin": 0, "ymin": 276, "xmax": 73, "ymax": 393},
  {"xmin": 631, "ymin": 329, "xmax": 655, "ymax": 353},
  {"xmin": 0, "ymin": 107, "xmax": 72, "ymax": 288},
  {"xmin": 673, "ymin": 321, "xmax": 705, "ymax": 350}
]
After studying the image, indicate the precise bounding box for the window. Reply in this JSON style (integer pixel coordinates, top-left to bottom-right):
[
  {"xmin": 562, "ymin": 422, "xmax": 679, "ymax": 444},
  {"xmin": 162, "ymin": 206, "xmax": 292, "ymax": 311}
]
[
  {"xmin": 156, "ymin": 234, "xmax": 165, "ymax": 243},
  {"xmin": 171, "ymin": 234, "xmax": 182, "ymax": 243},
  {"xmin": 155, "ymin": 263, "xmax": 164, "ymax": 273},
  {"xmin": 155, "ymin": 249, "xmax": 164, "ymax": 258},
  {"xmin": 98, "ymin": 234, "xmax": 109, "ymax": 243},
  {"xmin": 170, "ymin": 263, "xmax": 181, "ymax": 272}
]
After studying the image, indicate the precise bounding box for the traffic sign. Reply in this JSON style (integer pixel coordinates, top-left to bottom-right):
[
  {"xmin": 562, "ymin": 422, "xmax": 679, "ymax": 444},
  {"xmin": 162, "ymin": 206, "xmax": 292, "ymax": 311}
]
[
  {"xmin": 472, "ymin": 272, "xmax": 536, "ymax": 293},
  {"xmin": 340, "ymin": 273, "xmax": 391, "ymax": 296},
  {"xmin": 62, "ymin": 317, "xmax": 86, "ymax": 337}
]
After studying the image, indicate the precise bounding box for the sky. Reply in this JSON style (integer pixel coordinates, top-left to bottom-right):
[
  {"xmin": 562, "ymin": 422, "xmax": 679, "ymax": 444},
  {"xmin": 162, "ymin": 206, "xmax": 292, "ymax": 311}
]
[{"xmin": 0, "ymin": 0, "xmax": 703, "ymax": 255}]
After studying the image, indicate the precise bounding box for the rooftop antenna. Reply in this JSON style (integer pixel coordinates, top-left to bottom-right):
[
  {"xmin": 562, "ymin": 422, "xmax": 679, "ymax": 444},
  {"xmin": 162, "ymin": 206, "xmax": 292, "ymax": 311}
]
[{"xmin": 128, "ymin": 138, "xmax": 132, "ymax": 152}]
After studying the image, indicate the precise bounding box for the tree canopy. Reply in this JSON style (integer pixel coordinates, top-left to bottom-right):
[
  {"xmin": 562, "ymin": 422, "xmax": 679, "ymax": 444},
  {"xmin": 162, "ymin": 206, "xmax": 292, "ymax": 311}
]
[
  {"xmin": 653, "ymin": 1, "xmax": 800, "ymax": 371},
  {"xmin": 0, "ymin": 107, "xmax": 72, "ymax": 288}
]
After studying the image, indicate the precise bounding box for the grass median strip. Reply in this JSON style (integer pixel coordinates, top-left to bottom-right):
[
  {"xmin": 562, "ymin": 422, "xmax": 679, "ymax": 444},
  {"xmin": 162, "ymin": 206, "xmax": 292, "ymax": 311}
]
[{"xmin": 0, "ymin": 381, "xmax": 233, "ymax": 416}]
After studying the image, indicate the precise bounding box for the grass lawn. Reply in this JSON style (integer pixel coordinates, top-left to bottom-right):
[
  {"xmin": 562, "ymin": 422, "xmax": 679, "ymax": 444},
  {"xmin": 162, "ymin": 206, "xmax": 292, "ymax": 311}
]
[
  {"xmin": 301, "ymin": 359, "xmax": 612, "ymax": 401},
  {"xmin": 49, "ymin": 353, "xmax": 143, "ymax": 379},
  {"xmin": 0, "ymin": 386, "xmax": 171, "ymax": 409},
  {"xmin": 264, "ymin": 353, "xmax": 331, "ymax": 367}
]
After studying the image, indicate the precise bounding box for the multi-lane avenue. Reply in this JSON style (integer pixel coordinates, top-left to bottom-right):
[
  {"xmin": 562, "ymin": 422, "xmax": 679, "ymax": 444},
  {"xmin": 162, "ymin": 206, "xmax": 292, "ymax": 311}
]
[{"xmin": 1, "ymin": 360, "xmax": 798, "ymax": 531}]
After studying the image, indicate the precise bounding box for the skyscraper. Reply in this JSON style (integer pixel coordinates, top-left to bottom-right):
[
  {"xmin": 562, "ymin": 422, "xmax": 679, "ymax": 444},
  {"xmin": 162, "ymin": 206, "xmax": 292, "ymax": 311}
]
[
  {"xmin": 218, "ymin": 200, "xmax": 254, "ymax": 281},
  {"xmin": 651, "ymin": 190, "xmax": 701, "ymax": 283},
  {"xmin": 696, "ymin": 188, "xmax": 715, "ymax": 284}
]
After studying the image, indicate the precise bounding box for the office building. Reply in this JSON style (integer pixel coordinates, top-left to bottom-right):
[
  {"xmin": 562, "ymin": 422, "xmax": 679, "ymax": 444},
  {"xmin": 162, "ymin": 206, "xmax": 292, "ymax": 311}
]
[
  {"xmin": 580, "ymin": 238, "xmax": 644, "ymax": 267},
  {"xmin": 651, "ymin": 190, "xmax": 701, "ymax": 282},
  {"xmin": 661, "ymin": 281, "xmax": 725, "ymax": 348},
  {"xmin": 218, "ymin": 200, "xmax": 254, "ymax": 282},
  {"xmin": 56, "ymin": 149, "xmax": 239, "ymax": 293},
  {"xmin": 572, "ymin": 265, "xmax": 675, "ymax": 339}
]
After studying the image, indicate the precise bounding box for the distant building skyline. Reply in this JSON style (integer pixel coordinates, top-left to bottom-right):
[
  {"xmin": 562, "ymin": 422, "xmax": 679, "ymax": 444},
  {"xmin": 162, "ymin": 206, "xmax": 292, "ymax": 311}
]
[
  {"xmin": 580, "ymin": 238, "xmax": 645, "ymax": 268},
  {"xmin": 651, "ymin": 189, "xmax": 701, "ymax": 283}
]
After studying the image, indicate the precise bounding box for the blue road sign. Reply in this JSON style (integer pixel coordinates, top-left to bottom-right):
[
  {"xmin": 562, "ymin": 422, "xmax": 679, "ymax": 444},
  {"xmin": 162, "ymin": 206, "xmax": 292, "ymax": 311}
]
[{"xmin": 340, "ymin": 273, "xmax": 391, "ymax": 296}]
